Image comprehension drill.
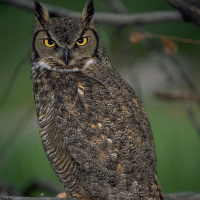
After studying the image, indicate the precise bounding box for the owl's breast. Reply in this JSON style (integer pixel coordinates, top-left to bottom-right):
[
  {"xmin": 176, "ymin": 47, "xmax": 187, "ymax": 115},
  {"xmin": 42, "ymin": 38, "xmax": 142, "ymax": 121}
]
[
  {"xmin": 56, "ymin": 71, "xmax": 157, "ymax": 196},
  {"xmin": 33, "ymin": 68, "xmax": 159, "ymax": 198}
]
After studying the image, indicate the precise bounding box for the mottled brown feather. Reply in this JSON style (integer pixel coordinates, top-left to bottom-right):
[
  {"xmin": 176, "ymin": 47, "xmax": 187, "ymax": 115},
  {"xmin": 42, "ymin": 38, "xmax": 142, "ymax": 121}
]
[{"xmin": 31, "ymin": 1, "xmax": 163, "ymax": 200}]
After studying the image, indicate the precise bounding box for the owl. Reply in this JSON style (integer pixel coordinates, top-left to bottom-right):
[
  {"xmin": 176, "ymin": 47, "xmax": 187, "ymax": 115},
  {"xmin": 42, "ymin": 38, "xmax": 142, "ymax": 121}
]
[{"xmin": 31, "ymin": 1, "xmax": 163, "ymax": 199}]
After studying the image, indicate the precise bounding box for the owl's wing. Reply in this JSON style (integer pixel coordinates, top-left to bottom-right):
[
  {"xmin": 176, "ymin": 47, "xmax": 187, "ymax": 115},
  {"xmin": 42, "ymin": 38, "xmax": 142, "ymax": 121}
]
[{"xmin": 57, "ymin": 71, "xmax": 158, "ymax": 198}]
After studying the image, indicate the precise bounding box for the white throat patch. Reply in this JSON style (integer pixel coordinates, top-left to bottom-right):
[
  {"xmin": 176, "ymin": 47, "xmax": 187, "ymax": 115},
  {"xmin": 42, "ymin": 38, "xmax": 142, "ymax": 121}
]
[{"xmin": 32, "ymin": 59, "xmax": 95, "ymax": 74}]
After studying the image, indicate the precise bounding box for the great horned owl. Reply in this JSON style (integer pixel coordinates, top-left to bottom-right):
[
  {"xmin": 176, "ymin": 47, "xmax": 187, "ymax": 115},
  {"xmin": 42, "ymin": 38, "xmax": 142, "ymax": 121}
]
[{"xmin": 31, "ymin": 1, "xmax": 163, "ymax": 199}]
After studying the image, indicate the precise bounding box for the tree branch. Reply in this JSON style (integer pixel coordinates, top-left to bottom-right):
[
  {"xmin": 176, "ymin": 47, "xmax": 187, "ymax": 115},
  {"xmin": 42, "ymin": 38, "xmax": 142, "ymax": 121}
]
[
  {"xmin": 166, "ymin": 0, "xmax": 200, "ymax": 26},
  {"xmin": 102, "ymin": 0, "xmax": 128, "ymax": 14},
  {"xmin": 1, "ymin": 193, "xmax": 200, "ymax": 200},
  {"xmin": 164, "ymin": 193, "xmax": 200, "ymax": 200},
  {"xmin": 0, "ymin": 197, "xmax": 63, "ymax": 200},
  {"xmin": 1, "ymin": 0, "xmax": 183, "ymax": 26}
]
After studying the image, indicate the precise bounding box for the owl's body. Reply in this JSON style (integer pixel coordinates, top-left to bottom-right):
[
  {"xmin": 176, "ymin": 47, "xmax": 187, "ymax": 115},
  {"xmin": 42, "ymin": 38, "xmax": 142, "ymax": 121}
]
[{"xmin": 31, "ymin": 1, "xmax": 163, "ymax": 199}]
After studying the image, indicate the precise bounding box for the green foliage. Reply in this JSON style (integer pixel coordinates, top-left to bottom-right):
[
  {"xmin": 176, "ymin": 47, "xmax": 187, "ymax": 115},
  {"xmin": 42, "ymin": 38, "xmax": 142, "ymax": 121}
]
[{"xmin": 147, "ymin": 104, "xmax": 200, "ymax": 193}]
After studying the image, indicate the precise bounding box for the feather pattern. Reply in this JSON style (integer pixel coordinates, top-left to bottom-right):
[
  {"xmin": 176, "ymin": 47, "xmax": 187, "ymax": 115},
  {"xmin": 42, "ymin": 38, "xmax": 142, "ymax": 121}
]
[{"xmin": 31, "ymin": 1, "xmax": 163, "ymax": 199}]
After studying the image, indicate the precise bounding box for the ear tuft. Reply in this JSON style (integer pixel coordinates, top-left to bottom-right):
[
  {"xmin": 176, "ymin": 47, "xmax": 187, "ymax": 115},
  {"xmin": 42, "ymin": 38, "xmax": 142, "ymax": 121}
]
[
  {"xmin": 34, "ymin": 1, "xmax": 49, "ymax": 26},
  {"xmin": 82, "ymin": 0, "xmax": 94, "ymax": 23}
]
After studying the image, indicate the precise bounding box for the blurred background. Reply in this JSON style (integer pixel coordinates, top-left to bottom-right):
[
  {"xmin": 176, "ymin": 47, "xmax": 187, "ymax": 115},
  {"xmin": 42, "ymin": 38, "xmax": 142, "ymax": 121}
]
[{"xmin": 0, "ymin": 0, "xmax": 200, "ymax": 197}]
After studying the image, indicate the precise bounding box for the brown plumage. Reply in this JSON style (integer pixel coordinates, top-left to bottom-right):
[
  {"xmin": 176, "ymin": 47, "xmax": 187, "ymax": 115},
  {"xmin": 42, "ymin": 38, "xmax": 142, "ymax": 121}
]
[{"xmin": 31, "ymin": 1, "xmax": 163, "ymax": 199}]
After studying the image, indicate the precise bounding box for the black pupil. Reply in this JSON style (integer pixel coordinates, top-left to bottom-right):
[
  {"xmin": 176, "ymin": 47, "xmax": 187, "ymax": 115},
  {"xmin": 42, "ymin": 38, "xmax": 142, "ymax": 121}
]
[
  {"xmin": 78, "ymin": 38, "xmax": 83, "ymax": 43},
  {"xmin": 48, "ymin": 39, "xmax": 54, "ymax": 45}
]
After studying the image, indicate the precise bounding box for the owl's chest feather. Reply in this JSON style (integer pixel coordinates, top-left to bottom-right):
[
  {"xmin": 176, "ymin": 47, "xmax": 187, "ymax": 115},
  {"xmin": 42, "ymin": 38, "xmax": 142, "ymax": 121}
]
[
  {"xmin": 32, "ymin": 67, "xmax": 161, "ymax": 199},
  {"xmin": 33, "ymin": 67, "xmax": 152, "ymax": 155}
]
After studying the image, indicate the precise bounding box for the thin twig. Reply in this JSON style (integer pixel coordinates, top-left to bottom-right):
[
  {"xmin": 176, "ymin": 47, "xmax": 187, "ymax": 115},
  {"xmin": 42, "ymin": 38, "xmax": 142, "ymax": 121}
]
[
  {"xmin": 131, "ymin": 32, "xmax": 200, "ymax": 45},
  {"xmin": 154, "ymin": 34, "xmax": 200, "ymax": 45},
  {"xmin": 1, "ymin": 0, "xmax": 183, "ymax": 26},
  {"xmin": 155, "ymin": 90, "xmax": 200, "ymax": 101}
]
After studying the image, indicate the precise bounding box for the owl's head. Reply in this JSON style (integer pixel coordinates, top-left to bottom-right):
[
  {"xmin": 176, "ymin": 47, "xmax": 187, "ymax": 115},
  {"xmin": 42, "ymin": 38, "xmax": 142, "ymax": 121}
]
[{"xmin": 31, "ymin": 1, "xmax": 104, "ymax": 73}]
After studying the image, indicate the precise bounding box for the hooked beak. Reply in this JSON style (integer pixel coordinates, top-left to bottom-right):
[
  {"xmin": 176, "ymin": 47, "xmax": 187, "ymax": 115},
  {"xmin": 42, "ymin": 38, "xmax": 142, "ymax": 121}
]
[{"xmin": 64, "ymin": 47, "xmax": 70, "ymax": 66}]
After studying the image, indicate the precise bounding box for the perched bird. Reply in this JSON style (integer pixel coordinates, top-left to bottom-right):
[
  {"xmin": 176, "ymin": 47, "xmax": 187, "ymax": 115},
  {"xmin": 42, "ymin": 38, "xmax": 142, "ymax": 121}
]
[{"xmin": 31, "ymin": 1, "xmax": 163, "ymax": 199}]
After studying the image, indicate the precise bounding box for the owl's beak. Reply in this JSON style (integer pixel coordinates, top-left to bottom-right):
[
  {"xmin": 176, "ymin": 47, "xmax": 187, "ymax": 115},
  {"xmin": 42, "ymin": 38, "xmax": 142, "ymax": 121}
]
[{"xmin": 64, "ymin": 47, "xmax": 70, "ymax": 66}]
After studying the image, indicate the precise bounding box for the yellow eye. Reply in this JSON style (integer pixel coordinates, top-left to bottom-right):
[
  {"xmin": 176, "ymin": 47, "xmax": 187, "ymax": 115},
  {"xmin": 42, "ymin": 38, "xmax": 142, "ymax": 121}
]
[
  {"xmin": 44, "ymin": 39, "xmax": 56, "ymax": 47},
  {"xmin": 76, "ymin": 37, "xmax": 88, "ymax": 46}
]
